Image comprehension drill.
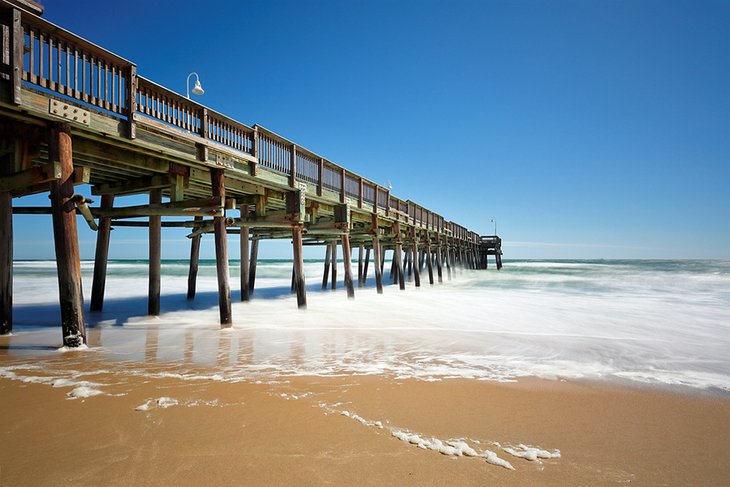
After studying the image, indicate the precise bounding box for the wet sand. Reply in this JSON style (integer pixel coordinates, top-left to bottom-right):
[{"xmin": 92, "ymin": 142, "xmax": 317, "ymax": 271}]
[{"xmin": 1, "ymin": 351, "xmax": 729, "ymax": 486}]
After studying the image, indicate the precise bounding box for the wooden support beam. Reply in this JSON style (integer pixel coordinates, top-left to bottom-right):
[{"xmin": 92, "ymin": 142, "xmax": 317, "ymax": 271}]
[
  {"xmin": 0, "ymin": 191, "xmax": 12, "ymax": 335},
  {"xmin": 426, "ymin": 238, "xmax": 434, "ymax": 285},
  {"xmin": 148, "ymin": 188, "xmax": 161, "ymax": 316},
  {"xmin": 330, "ymin": 239, "xmax": 337, "ymax": 290},
  {"xmin": 357, "ymin": 244, "xmax": 364, "ymax": 288},
  {"xmin": 187, "ymin": 216, "xmax": 203, "ymax": 300},
  {"xmin": 372, "ymin": 235, "xmax": 383, "ymax": 294},
  {"xmin": 405, "ymin": 248, "xmax": 413, "ymax": 282},
  {"xmin": 92, "ymin": 174, "xmax": 171, "ymax": 197},
  {"xmin": 48, "ymin": 123, "xmax": 85, "ymax": 347},
  {"xmin": 211, "ymin": 169, "xmax": 232, "ymax": 327},
  {"xmin": 322, "ymin": 243, "xmax": 331, "ymax": 289},
  {"xmin": 90, "ymin": 194, "xmax": 114, "ymax": 312},
  {"xmin": 0, "ymin": 163, "xmax": 62, "ymax": 193},
  {"xmin": 342, "ymin": 233, "xmax": 355, "ymax": 299},
  {"xmin": 436, "ymin": 243, "xmax": 444, "ymax": 283},
  {"xmin": 444, "ymin": 238, "xmax": 452, "ymax": 281},
  {"xmin": 394, "ymin": 222, "xmax": 405, "ymax": 290},
  {"xmin": 249, "ymin": 238, "xmax": 259, "ymax": 294},
  {"xmin": 240, "ymin": 204, "xmax": 251, "ymax": 302},
  {"xmin": 93, "ymin": 197, "xmax": 225, "ymax": 219},
  {"xmin": 285, "ymin": 189, "xmax": 305, "ymax": 222},
  {"xmin": 390, "ymin": 250, "xmax": 397, "ymax": 284},
  {"xmin": 412, "ymin": 238, "xmax": 421, "ymax": 287},
  {"xmin": 291, "ymin": 224, "xmax": 307, "ymax": 308},
  {"xmin": 363, "ymin": 247, "xmax": 370, "ymax": 285}
]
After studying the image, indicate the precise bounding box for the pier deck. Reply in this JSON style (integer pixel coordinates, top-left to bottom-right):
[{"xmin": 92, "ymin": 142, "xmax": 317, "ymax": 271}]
[{"xmin": 0, "ymin": 0, "xmax": 501, "ymax": 346}]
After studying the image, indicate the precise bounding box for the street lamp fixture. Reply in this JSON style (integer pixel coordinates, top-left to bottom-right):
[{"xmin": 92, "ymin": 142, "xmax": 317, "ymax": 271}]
[{"xmin": 186, "ymin": 72, "xmax": 205, "ymax": 99}]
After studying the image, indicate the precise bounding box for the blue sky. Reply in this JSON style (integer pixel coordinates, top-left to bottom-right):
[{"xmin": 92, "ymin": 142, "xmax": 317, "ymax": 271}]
[{"xmin": 12, "ymin": 0, "xmax": 730, "ymax": 259}]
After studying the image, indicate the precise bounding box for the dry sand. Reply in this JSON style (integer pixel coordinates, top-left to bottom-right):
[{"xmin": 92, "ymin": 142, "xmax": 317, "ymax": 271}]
[{"xmin": 1, "ymin": 349, "xmax": 729, "ymax": 487}]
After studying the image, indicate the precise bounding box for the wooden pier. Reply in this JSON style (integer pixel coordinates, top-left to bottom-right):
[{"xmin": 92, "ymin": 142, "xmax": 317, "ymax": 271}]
[{"xmin": 0, "ymin": 0, "xmax": 502, "ymax": 346}]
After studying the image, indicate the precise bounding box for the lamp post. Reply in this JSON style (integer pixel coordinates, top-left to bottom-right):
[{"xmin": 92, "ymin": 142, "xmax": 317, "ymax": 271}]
[
  {"xmin": 491, "ymin": 218, "xmax": 496, "ymax": 236},
  {"xmin": 186, "ymin": 72, "xmax": 205, "ymax": 99}
]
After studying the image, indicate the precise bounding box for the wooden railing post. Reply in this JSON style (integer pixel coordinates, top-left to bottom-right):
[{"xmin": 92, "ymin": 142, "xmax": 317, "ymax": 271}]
[
  {"xmin": 250, "ymin": 126, "xmax": 259, "ymax": 176},
  {"xmin": 340, "ymin": 168, "xmax": 346, "ymax": 203},
  {"xmin": 290, "ymin": 144, "xmax": 297, "ymax": 188},
  {"xmin": 317, "ymin": 158, "xmax": 324, "ymax": 196},
  {"xmin": 358, "ymin": 177, "xmax": 363, "ymax": 208},
  {"xmin": 9, "ymin": 8, "xmax": 23, "ymax": 105},
  {"xmin": 126, "ymin": 65, "xmax": 137, "ymax": 138},
  {"xmin": 196, "ymin": 107, "xmax": 209, "ymax": 162}
]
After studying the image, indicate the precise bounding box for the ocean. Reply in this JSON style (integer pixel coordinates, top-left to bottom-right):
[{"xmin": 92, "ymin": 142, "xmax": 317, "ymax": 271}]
[{"xmin": 5, "ymin": 258, "xmax": 730, "ymax": 393}]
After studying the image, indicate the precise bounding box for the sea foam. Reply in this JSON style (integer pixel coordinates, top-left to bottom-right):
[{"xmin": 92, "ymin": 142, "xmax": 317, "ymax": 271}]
[{"xmin": 6, "ymin": 259, "xmax": 730, "ymax": 391}]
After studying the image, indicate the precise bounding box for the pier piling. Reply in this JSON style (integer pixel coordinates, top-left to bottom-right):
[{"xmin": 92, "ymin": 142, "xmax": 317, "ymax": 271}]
[
  {"xmin": 322, "ymin": 243, "xmax": 331, "ymax": 289},
  {"xmin": 330, "ymin": 239, "xmax": 337, "ymax": 290},
  {"xmin": 48, "ymin": 123, "xmax": 85, "ymax": 347},
  {"xmin": 373, "ymin": 236, "xmax": 383, "ymax": 294},
  {"xmin": 342, "ymin": 233, "xmax": 355, "ymax": 298},
  {"xmin": 148, "ymin": 188, "xmax": 162, "ymax": 316},
  {"xmin": 249, "ymin": 238, "xmax": 259, "ymax": 293},
  {"xmin": 291, "ymin": 225, "xmax": 307, "ymax": 308},
  {"xmin": 90, "ymin": 194, "xmax": 114, "ymax": 312},
  {"xmin": 0, "ymin": 190, "xmax": 12, "ymax": 335},
  {"xmin": 211, "ymin": 169, "xmax": 232, "ymax": 326},
  {"xmin": 187, "ymin": 216, "xmax": 203, "ymax": 300},
  {"xmin": 412, "ymin": 238, "xmax": 421, "ymax": 287},
  {"xmin": 240, "ymin": 205, "xmax": 251, "ymax": 301},
  {"xmin": 363, "ymin": 247, "xmax": 370, "ymax": 285}
]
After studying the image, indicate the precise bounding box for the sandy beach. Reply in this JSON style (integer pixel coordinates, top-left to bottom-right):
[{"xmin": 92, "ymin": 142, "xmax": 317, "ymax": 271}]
[{"xmin": 1, "ymin": 342, "xmax": 729, "ymax": 486}]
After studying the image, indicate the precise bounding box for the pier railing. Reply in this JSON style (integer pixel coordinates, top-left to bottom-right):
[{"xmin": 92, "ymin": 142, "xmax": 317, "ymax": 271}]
[{"xmin": 2, "ymin": 4, "xmax": 482, "ymax": 242}]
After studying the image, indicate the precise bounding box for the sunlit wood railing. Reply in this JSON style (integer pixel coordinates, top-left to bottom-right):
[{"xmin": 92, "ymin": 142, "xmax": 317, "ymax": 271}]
[
  {"xmin": 19, "ymin": 13, "xmax": 133, "ymax": 116},
  {"xmin": 2, "ymin": 3, "xmax": 481, "ymax": 242}
]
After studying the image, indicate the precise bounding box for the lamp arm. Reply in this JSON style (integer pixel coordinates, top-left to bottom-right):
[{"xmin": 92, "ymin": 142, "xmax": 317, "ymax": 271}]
[{"xmin": 186, "ymin": 72, "xmax": 200, "ymax": 99}]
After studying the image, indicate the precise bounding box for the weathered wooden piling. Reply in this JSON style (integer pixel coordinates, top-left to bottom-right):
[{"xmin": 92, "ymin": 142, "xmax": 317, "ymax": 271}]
[
  {"xmin": 240, "ymin": 205, "xmax": 251, "ymax": 301},
  {"xmin": 187, "ymin": 215, "xmax": 203, "ymax": 300},
  {"xmin": 48, "ymin": 123, "xmax": 85, "ymax": 347},
  {"xmin": 394, "ymin": 223, "xmax": 405, "ymax": 290},
  {"xmin": 330, "ymin": 239, "xmax": 338, "ymax": 290},
  {"xmin": 435, "ymin": 243, "xmax": 443, "ymax": 283},
  {"xmin": 291, "ymin": 224, "xmax": 306, "ymax": 308},
  {"xmin": 425, "ymin": 238, "xmax": 434, "ymax": 285},
  {"xmin": 373, "ymin": 235, "xmax": 383, "ymax": 294},
  {"xmin": 412, "ymin": 238, "xmax": 421, "ymax": 287},
  {"xmin": 405, "ymin": 248, "xmax": 413, "ymax": 282},
  {"xmin": 0, "ymin": 190, "xmax": 12, "ymax": 335},
  {"xmin": 390, "ymin": 250, "xmax": 397, "ymax": 284},
  {"xmin": 321, "ymin": 243, "xmax": 332, "ymax": 289},
  {"xmin": 90, "ymin": 194, "xmax": 114, "ymax": 312},
  {"xmin": 249, "ymin": 238, "xmax": 259, "ymax": 293},
  {"xmin": 342, "ymin": 234, "xmax": 355, "ymax": 298},
  {"xmin": 211, "ymin": 169, "xmax": 232, "ymax": 326},
  {"xmin": 363, "ymin": 247, "xmax": 370, "ymax": 285},
  {"xmin": 357, "ymin": 244, "xmax": 364, "ymax": 288},
  {"xmin": 148, "ymin": 188, "xmax": 162, "ymax": 316}
]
